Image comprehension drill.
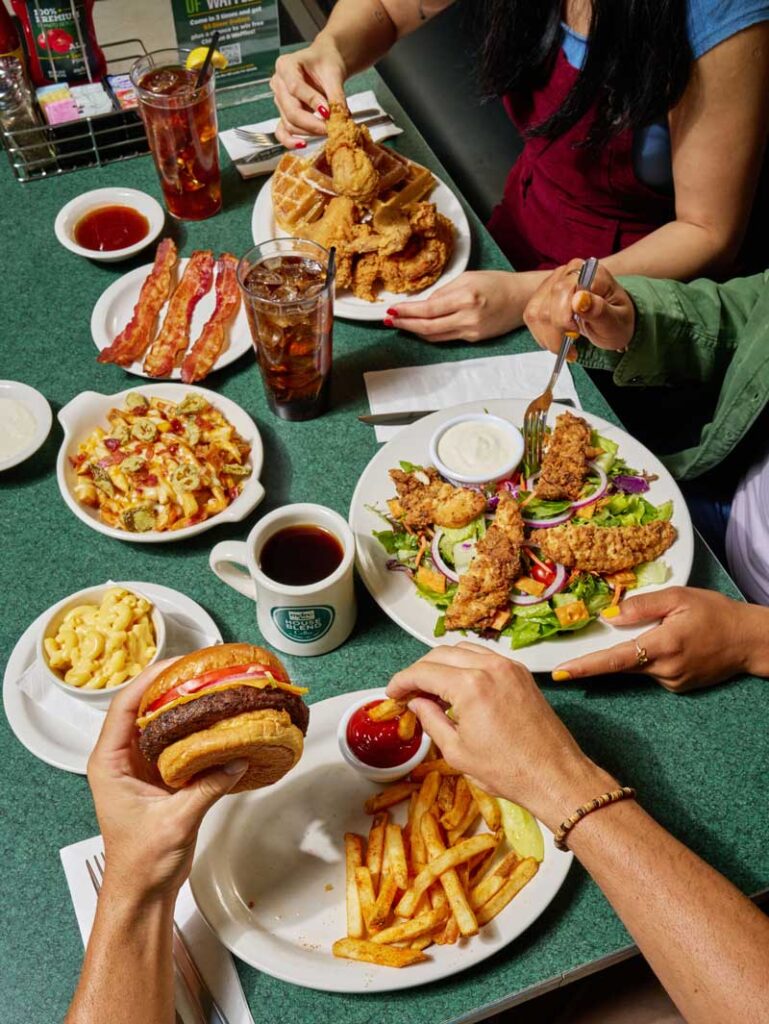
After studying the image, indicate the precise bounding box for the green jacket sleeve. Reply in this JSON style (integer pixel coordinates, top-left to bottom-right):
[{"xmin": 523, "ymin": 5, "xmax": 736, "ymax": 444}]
[{"xmin": 578, "ymin": 271, "xmax": 769, "ymax": 388}]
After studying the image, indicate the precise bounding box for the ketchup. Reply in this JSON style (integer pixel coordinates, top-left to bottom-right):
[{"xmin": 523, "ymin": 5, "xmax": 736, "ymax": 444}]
[
  {"xmin": 74, "ymin": 205, "xmax": 149, "ymax": 252},
  {"xmin": 347, "ymin": 700, "xmax": 423, "ymax": 769}
]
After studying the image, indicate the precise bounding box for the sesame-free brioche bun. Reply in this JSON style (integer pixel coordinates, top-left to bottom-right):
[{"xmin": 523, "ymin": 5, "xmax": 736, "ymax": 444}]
[{"xmin": 136, "ymin": 643, "xmax": 307, "ymax": 792}]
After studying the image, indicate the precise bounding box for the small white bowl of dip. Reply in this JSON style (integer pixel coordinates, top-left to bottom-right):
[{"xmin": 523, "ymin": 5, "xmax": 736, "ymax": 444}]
[
  {"xmin": 54, "ymin": 187, "xmax": 164, "ymax": 262},
  {"xmin": 0, "ymin": 380, "xmax": 52, "ymax": 473},
  {"xmin": 429, "ymin": 412, "xmax": 524, "ymax": 485}
]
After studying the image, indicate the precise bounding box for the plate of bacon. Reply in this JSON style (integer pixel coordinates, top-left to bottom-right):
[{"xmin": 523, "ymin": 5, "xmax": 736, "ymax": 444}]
[{"xmin": 92, "ymin": 239, "xmax": 252, "ymax": 382}]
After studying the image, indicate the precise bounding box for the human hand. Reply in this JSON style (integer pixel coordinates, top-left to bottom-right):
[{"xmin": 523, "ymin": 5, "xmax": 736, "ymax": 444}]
[
  {"xmin": 385, "ymin": 270, "xmax": 538, "ymax": 342},
  {"xmin": 523, "ymin": 259, "xmax": 636, "ymax": 355},
  {"xmin": 387, "ymin": 642, "xmax": 614, "ymax": 832},
  {"xmin": 271, "ymin": 40, "xmax": 347, "ymax": 146},
  {"xmin": 87, "ymin": 660, "xmax": 247, "ymax": 902},
  {"xmin": 551, "ymin": 587, "xmax": 762, "ymax": 692}
]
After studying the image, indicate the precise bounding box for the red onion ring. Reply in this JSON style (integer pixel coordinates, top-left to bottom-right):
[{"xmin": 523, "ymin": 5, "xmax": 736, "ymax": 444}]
[
  {"xmin": 430, "ymin": 530, "xmax": 460, "ymax": 583},
  {"xmin": 522, "ymin": 509, "xmax": 573, "ymax": 528},
  {"xmin": 571, "ymin": 462, "xmax": 608, "ymax": 510}
]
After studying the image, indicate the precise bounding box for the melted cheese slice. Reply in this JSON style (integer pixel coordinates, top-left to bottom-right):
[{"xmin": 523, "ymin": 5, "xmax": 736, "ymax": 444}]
[{"xmin": 137, "ymin": 675, "xmax": 308, "ymax": 729}]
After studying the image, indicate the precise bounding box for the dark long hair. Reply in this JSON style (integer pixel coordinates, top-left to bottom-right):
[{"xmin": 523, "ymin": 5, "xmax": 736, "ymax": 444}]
[{"xmin": 478, "ymin": 1, "xmax": 691, "ymax": 145}]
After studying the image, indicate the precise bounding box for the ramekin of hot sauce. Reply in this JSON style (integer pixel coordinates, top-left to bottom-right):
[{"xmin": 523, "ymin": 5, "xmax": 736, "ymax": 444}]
[{"xmin": 337, "ymin": 692, "xmax": 432, "ymax": 783}]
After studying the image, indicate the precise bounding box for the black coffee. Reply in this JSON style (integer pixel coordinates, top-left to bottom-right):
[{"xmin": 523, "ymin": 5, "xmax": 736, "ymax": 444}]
[{"xmin": 259, "ymin": 524, "xmax": 344, "ymax": 586}]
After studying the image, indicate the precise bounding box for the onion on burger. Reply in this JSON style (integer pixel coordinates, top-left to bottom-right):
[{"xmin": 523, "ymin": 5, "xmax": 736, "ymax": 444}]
[{"xmin": 136, "ymin": 643, "xmax": 309, "ymax": 792}]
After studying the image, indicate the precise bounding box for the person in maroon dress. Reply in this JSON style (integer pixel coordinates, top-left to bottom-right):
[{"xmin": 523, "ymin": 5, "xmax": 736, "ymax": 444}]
[{"xmin": 269, "ymin": 0, "xmax": 769, "ymax": 342}]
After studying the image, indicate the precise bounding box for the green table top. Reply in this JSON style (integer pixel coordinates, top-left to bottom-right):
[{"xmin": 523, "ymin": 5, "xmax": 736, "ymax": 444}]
[{"xmin": 1, "ymin": 65, "xmax": 765, "ymax": 1024}]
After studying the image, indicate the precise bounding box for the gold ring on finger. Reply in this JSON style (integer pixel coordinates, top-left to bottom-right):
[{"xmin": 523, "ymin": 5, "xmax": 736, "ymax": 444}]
[{"xmin": 635, "ymin": 641, "xmax": 649, "ymax": 668}]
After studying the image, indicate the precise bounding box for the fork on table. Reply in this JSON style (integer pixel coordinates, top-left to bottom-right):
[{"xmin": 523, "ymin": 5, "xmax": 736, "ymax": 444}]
[
  {"xmin": 234, "ymin": 106, "xmax": 381, "ymax": 148},
  {"xmin": 522, "ymin": 256, "xmax": 599, "ymax": 473},
  {"xmin": 86, "ymin": 851, "xmax": 230, "ymax": 1024}
]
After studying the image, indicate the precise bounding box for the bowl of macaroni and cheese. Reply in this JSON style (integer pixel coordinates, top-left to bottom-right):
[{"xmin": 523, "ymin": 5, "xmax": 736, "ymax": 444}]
[{"xmin": 39, "ymin": 584, "xmax": 166, "ymax": 708}]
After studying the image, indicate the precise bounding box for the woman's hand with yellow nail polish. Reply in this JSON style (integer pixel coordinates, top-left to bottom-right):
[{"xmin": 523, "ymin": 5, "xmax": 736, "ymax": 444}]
[{"xmin": 550, "ymin": 587, "xmax": 766, "ymax": 692}]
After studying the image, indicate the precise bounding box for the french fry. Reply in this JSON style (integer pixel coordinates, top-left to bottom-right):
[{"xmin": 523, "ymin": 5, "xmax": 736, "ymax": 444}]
[
  {"xmin": 466, "ymin": 779, "xmax": 502, "ymax": 832},
  {"xmin": 447, "ymin": 800, "xmax": 480, "ymax": 845},
  {"xmin": 410, "ymin": 770, "xmax": 441, "ymax": 871},
  {"xmin": 397, "ymin": 709, "xmax": 417, "ymax": 741},
  {"xmin": 418, "ymin": 813, "xmax": 479, "ymax": 937},
  {"xmin": 366, "ymin": 812, "xmax": 388, "ymax": 890},
  {"xmin": 411, "ymin": 758, "xmax": 461, "ymax": 781},
  {"xmin": 438, "ymin": 915, "xmax": 459, "ymax": 945},
  {"xmin": 492, "ymin": 850, "xmax": 521, "ymax": 879},
  {"xmin": 429, "ymin": 883, "xmax": 448, "ymax": 911},
  {"xmin": 410, "ymin": 935, "xmax": 433, "ymax": 951},
  {"xmin": 475, "ymin": 858, "xmax": 539, "ymax": 926},
  {"xmin": 436, "ymin": 775, "xmax": 457, "ymax": 813},
  {"xmin": 441, "ymin": 776, "xmax": 472, "ymax": 830},
  {"xmin": 355, "ymin": 866, "xmax": 378, "ymax": 932},
  {"xmin": 368, "ymin": 698, "xmax": 407, "ymax": 722},
  {"xmin": 395, "ymin": 827, "xmax": 497, "ymax": 918},
  {"xmin": 332, "ymin": 937, "xmax": 427, "ymax": 967},
  {"xmin": 370, "ymin": 874, "xmax": 399, "ymax": 930},
  {"xmin": 469, "ymin": 872, "xmax": 506, "ymax": 911},
  {"xmin": 467, "ymin": 833, "xmax": 503, "ymax": 887},
  {"xmin": 412, "ymin": 889, "xmax": 431, "ymax": 918},
  {"xmin": 371, "ymin": 905, "xmax": 449, "ymax": 945},
  {"xmin": 365, "ymin": 782, "xmax": 419, "ymax": 814},
  {"xmin": 345, "ymin": 834, "xmax": 365, "ymax": 938},
  {"xmin": 384, "ymin": 823, "xmax": 409, "ymax": 891}
]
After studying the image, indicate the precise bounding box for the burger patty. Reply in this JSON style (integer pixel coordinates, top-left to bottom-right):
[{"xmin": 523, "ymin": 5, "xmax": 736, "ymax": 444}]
[{"xmin": 138, "ymin": 686, "xmax": 310, "ymax": 763}]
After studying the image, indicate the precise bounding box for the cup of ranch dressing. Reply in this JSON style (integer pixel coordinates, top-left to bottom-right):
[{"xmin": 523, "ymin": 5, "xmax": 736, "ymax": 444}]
[
  {"xmin": 429, "ymin": 412, "xmax": 524, "ymax": 485},
  {"xmin": 0, "ymin": 381, "xmax": 52, "ymax": 472}
]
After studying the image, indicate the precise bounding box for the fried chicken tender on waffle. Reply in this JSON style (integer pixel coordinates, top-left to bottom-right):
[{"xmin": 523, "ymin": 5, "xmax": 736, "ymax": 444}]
[
  {"xmin": 536, "ymin": 412, "xmax": 599, "ymax": 501},
  {"xmin": 445, "ymin": 494, "xmax": 525, "ymax": 631},
  {"xmin": 389, "ymin": 467, "xmax": 486, "ymax": 530},
  {"xmin": 535, "ymin": 521, "xmax": 677, "ymax": 573},
  {"xmin": 301, "ymin": 195, "xmax": 360, "ymax": 289},
  {"xmin": 326, "ymin": 102, "xmax": 380, "ymax": 202},
  {"xmin": 352, "ymin": 203, "xmax": 454, "ymax": 302}
]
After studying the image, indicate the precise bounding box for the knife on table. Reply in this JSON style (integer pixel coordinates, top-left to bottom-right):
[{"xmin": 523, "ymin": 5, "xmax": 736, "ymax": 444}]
[
  {"xmin": 358, "ymin": 398, "xmax": 576, "ymax": 426},
  {"xmin": 237, "ymin": 113, "xmax": 395, "ymax": 165}
]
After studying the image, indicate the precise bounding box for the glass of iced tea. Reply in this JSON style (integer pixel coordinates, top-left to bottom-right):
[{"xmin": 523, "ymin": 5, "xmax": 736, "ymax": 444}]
[
  {"xmin": 238, "ymin": 239, "xmax": 335, "ymax": 421},
  {"xmin": 130, "ymin": 48, "xmax": 221, "ymax": 221}
]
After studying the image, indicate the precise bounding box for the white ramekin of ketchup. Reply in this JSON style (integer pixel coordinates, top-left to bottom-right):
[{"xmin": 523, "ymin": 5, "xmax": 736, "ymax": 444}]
[{"xmin": 337, "ymin": 691, "xmax": 432, "ymax": 783}]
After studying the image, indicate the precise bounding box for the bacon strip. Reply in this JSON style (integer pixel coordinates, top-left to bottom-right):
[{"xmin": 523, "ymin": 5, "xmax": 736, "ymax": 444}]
[
  {"xmin": 181, "ymin": 253, "xmax": 241, "ymax": 383},
  {"xmin": 97, "ymin": 238, "xmax": 178, "ymax": 366},
  {"xmin": 143, "ymin": 250, "xmax": 215, "ymax": 378}
]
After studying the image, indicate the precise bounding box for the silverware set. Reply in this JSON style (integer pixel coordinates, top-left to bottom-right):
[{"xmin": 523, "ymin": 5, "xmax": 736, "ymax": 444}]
[{"xmin": 86, "ymin": 851, "xmax": 230, "ymax": 1024}]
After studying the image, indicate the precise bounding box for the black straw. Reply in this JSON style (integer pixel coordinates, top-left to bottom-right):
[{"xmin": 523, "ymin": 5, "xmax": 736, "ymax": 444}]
[
  {"xmin": 326, "ymin": 246, "xmax": 337, "ymax": 287},
  {"xmin": 194, "ymin": 31, "xmax": 220, "ymax": 89}
]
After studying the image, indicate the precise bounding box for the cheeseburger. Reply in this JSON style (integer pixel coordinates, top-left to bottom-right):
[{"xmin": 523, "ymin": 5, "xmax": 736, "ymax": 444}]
[{"xmin": 136, "ymin": 643, "xmax": 309, "ymax": 792}]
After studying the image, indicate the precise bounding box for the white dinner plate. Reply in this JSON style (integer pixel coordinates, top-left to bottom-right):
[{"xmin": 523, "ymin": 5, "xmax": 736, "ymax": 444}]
[
  {"xmin": 56, "ymin": 382, "xmax": 265, "ymax": 544},
  {"xmin": 251, "ymin": 172, "xmax": 472, "ymax": 321},
  {"xmin": 190, "ymin": 687, "xmax": 572, "ymax": 993},
  {"xmin": 2, "ymin": 581, "xmax": 222, "ymax": 774},
  {"xmin": 349, "ymin": 400, "xmax": 695, "ymax": 674},
  {"xmin": 0, "ymin": 380, "xmax": 52, "ymax": 472},
  {"xmin": 91, "ymin": 257, "xmax": 253, "ymax": 379}
]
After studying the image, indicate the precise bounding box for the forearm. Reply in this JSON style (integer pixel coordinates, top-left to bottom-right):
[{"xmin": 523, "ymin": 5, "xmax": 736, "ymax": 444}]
[
  {"xmin": 65, "ymin": 885, "xmax": 176, "ymax": 1024},
  {"xmin": 603, "ymin": 218, "xmax": 736, "ymax": 282},
  {"xmin": 566, "ymin": 797, "xmax": 769, "ymax": 1024},
  {"xmin": 320, "ymin": 0, "xmax": 451, "ymax": 76},
  {"xmin": 743, "ymin": 603, "xmax": 769, "ymax": 679}
]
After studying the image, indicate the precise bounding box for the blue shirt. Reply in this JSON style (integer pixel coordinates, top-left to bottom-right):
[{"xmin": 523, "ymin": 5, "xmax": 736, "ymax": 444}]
[{"xmin": 561, "ymin": 0, "xmax": 769, "ymax": 191}]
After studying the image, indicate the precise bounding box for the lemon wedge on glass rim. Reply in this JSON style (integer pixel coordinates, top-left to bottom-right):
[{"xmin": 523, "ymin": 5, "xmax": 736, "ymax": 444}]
[{"xmin": 185, "ymin": 47, "xmax": 228, "ymax": 72}]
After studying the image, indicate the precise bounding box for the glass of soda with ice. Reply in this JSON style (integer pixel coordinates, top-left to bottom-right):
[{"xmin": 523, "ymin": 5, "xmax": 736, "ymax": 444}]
[{"xmin": 238, "ymin": 239, "xmax": 335, "ymax": 421}]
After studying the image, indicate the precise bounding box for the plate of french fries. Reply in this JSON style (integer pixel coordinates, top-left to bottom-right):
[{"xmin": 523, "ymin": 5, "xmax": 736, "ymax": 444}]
[{"xmin": 190, "ymin": 689, "xmax": 572, "ymax": 992}]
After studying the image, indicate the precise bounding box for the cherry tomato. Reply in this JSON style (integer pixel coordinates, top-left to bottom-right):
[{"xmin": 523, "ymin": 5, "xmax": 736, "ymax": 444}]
[{"xmin": 530, "ymin": 559, "xmax": 557, "ymax": 586}]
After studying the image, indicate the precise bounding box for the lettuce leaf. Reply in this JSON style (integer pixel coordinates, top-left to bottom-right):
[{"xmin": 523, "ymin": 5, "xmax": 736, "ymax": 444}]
[
  {"xmin": 576, "ymin": 493, "xmax": 672, "ymax": 527},
  {"xmin": 438, "ymin": 515, "xmax": 486, "ymax": 564},
  {"xmin": 373, "ymin": 529, "xmax": 420, "ymax": 556}
]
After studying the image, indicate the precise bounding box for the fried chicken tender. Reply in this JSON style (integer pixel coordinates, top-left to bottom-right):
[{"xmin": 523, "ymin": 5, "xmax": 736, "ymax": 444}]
[
  {"xmin": 390, "ymin": 467, "xmax": 486, "ymax": 530},
  {"xmin": 352, "ymin": 204, "xmax": 454, "ymax": 301},
  {"xmin": 302, "ymin": 195, "xmax": 360, "ymax": 289},
  {"xmin": 536, "ymin": 412, "xmax": 597, "ymax": 501},
  {"xmin": 325, "ymin": 103, "xmax": 380, "ymax": 202},
  {"xmin": 535, "ymin": 521, "xmax": 677, "ymax": 573},
  {"xmin": 444, "ymin": 494, "xmax": 524, "ymax": 631}
]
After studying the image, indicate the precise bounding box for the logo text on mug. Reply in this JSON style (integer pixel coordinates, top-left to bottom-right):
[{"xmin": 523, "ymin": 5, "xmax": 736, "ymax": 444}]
[{"xmin": 270, "ymin": 605, "xmax": 336, "ymax": 644}]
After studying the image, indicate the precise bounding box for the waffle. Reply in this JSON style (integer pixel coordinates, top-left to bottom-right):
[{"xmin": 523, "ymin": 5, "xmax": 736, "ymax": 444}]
[
  {"xmin": 304, "ymin": 134, "xmax": 410, "ymax": 197},
  {"xmin": 373, "ymin": 160, "xmax": 436, "ymax": 216},
  {"xmin": 272, "ymin": 153, "xmax": 329, "ymax": 233}
]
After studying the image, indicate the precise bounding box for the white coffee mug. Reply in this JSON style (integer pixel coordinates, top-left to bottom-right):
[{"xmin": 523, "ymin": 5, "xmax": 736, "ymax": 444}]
[{"xmin": 209, "ymin": 503, "xmax": 356, "ymax": 656}]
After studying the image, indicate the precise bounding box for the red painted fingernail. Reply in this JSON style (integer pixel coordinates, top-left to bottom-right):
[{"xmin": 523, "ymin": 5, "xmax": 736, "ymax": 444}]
[
  {"xmin": 317, "ymin": 105, "xmax": 330, "ymax": 119},
  {"xmin": 386, "ymin": 308, "xmax": 398, "ymax": 317},
  {"xmin": 294, "ymin": 139, "xmax": 307, "ymax": 149},
  {"xmin": 383, "ymin": 318, "xmax": 394, "ymax": 328}
]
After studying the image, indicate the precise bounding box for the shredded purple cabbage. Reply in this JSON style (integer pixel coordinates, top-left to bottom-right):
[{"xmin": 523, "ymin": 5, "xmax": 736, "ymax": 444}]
[
  {"xmin": 386, "ymin": 558, "xmax": 414, "ymax": 577},
  {"xmin": 486, "ymin": 494, "xmax": 500, "ymax": 512},
  {"xmin": 613, "ymin": 474, "xmax": 650, "ymax": 494}
]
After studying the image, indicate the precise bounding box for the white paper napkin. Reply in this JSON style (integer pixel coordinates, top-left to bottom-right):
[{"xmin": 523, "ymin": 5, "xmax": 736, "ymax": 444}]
[
  {"xmin": 16, "ymin": 602, "xmax": 220, "ymax": 743},
  {"xmin": 219, "ymin": 89, "xmax": 404, "ymax": 178},
  {"xmin": 61, "ymin": 835, "xmax": 254, "ymax": 1024},
  {"xmin": 364, "ymin": 350, "xmax": 582, "ymax": 442}
]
